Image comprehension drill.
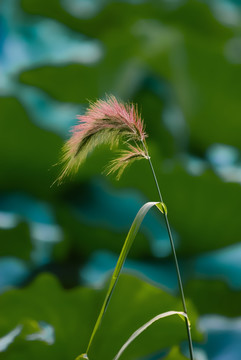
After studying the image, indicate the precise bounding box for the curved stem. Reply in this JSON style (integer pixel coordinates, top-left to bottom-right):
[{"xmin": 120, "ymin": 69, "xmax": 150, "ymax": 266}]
[{"xmin": 141, "ymin": 141, "xmax": 194, "ymax": 360}]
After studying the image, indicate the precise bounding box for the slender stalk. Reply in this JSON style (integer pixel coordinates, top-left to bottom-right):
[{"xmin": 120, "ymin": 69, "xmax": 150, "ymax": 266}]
[{"xmin": 141, "ymin": 141, "xmax": 194, "ymax": 360}]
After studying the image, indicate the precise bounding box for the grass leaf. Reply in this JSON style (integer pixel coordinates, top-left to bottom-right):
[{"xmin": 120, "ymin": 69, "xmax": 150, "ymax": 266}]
[
  {"xmin": 84, "ymin": 201, "xmax": 162, "ymax": 356},
  {"xmin": 113, "ymin": 311, "xmax": 189, "ymax": 360}
]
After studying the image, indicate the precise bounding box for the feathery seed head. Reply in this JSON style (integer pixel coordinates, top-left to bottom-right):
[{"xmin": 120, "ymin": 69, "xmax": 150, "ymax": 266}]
[
  {"xmin": 105, "ymin": 144, "xmax": 149, "ymax": 180},
  {"xmin": 56, "ymin": 95, "xmax": 148, "ymax": 184}
]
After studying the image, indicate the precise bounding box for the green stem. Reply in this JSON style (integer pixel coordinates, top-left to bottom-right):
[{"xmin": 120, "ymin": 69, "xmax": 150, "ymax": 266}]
[{"xmin": 141, "ymin": 141, "xmax": 194, "ymax": 360}]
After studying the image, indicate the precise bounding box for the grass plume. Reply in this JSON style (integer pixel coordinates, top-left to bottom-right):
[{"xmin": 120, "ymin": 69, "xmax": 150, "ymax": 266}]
[
  {"xmin": 105, "ymin": 144, "xmax": 149, "ymax": 180},
  {"xmin": 56, "ymin": 95, "xmax": 147, "ymax": 184}
]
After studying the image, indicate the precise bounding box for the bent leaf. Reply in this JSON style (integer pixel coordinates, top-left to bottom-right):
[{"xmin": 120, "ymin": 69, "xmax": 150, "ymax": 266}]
[
  {"xmin": 156, "ymin": 202, "xmax": 168, "ymax": 215},
  {"xmin": 113, "ymin": 311, "xmax": 189, "ymax": 360},
  {"xmin": 84, "ymin": 201, "xmax": 162, "ymax": 355}
]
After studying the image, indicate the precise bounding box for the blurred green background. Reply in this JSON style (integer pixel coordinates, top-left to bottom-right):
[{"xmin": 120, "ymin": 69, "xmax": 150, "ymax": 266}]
[{"xmin": 1, "ymin": 0, "xmax": 241, "ymax": 359}]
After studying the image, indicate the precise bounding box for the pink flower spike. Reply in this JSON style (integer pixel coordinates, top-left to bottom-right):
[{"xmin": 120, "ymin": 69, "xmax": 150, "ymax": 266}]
[{"xmin": 55, "ymin": 95, "xmax": 148, "ymax": 184}]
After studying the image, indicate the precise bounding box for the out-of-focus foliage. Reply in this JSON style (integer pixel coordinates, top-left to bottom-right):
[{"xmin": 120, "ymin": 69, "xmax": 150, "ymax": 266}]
[
  {"xmin": 0, "ymin": 97, "xmax": 61, "ymax": 196},
  {"xmin": 185, "ymin": 279, "xmax": 241, "ymax": 317},
  {"xmin": 165, "ymin": 347, "xmax": 190, "ymax": 360},
  {"xmin": 0, "ymin": 273, "xmax": 201, "ymax": 360},
  {"xmin": 0, "ymin": 223, "xmax": 31, "ymax": 260},
  {"xmin": 19, "ymin": 0, "xmax": 241, "ymax": 151},
  {"xmin": 1, "ymin": 0, "xmax": 241, "ymax": 359}
]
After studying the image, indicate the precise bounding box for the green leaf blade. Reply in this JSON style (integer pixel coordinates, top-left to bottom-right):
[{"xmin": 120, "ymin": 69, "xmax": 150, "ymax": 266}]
[
  {"xmin": 85, "ymin": 201, "xmax": 161, "ymax": 355},
  {"xmin": 113, "ymin": 311, "xmax": 189, "ymax": 360}
]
